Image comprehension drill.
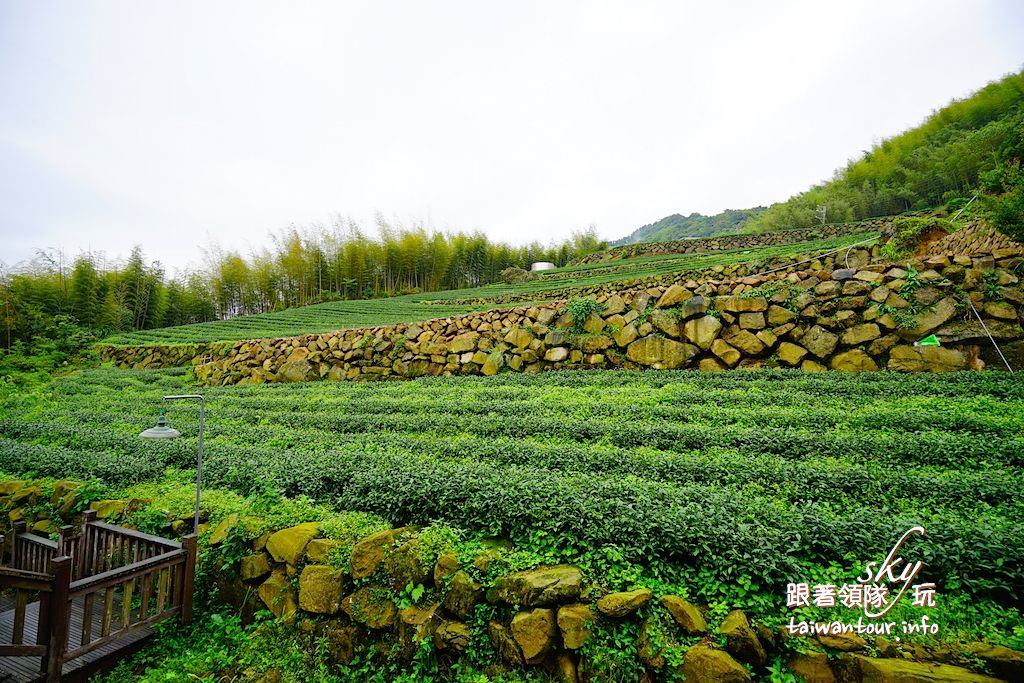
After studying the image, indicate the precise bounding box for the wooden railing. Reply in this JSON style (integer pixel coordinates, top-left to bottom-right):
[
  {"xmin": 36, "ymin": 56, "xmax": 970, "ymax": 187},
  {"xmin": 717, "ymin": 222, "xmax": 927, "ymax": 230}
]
[
  {"xmin": 0, "ymin": 521, "xmax": 61, "ymax": 664},
  {"xmin": 0, "ymin": 510, "xmax": 196, "ymax": 682},
  {"xmin": 5, "ymin": 521, "xmax": 61, "ymax": 575},
  {"xmin": 0, "ymin": 566, "xmax": 52, "ymax": 660}
]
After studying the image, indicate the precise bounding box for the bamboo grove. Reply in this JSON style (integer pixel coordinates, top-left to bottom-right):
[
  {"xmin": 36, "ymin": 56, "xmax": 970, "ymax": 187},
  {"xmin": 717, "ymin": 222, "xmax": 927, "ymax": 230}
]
[{"xmin": 0, "ymin": 223, "xmax": 606, "ymax": 350}]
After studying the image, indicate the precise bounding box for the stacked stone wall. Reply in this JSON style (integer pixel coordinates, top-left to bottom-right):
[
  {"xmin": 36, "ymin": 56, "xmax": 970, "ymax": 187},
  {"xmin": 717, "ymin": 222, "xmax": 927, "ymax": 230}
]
[
  {"xmin": 98, "ymin": 246, "xmax": 1024, "ymax": 385},
  {"xmin": 433, "ymin": 243, "xmax": 879, "ymax": 307}
]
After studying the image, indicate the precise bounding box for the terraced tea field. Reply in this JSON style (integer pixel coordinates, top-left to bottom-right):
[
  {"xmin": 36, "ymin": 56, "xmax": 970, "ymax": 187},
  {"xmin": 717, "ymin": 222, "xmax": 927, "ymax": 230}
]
[
  {"xmin": 524, "ymin": 231, "xmax": 876, "ymax": 282},
  {"xmin": 99, "ymin": 299, "xmax": 497, "ymax": 346},
  {"xmin": 3, "ymin": 366, "xmax": 1021, "ymax": 636},
  {"xmin": 101, "ymin": 231, "xmax": 876, "ymax": 345},
  {"xmin": 388, "ymin": 231, "xmax": 877, "ymax": 304}
]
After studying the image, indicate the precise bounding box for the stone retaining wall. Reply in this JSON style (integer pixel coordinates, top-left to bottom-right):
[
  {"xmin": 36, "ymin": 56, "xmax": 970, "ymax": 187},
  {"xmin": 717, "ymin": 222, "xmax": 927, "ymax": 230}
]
[
  {"xmin": 96, "ymin": 341, "xmax": 233, "ymax": 371},
  {"xmin": 928, "ymin": 224, "xmax": 1021, "ymax": 257},
  {"xmin": 98, "ymin": 246, "xmax": 1024, "ymax": 386},
  {"xmin": 430, "ymin": 243, "xmax": 879, "ymax": 307}
]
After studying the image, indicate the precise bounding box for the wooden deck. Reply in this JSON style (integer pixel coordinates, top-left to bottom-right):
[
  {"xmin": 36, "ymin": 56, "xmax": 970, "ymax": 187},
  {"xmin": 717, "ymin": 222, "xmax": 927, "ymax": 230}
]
[
  {"xmin": 0, "ymin": 594, "xmax": 152, "ymax": 682},
  {"xmin": 1, "ymin": 516, "xmax": 196, "ymax": 682}
]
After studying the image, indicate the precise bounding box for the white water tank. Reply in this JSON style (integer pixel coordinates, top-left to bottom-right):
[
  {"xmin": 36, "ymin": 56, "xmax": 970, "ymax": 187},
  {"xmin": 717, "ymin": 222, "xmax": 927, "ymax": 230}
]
[{"xmin": 531, "ymin": 261, "xmax": 556, "ymax": 271}]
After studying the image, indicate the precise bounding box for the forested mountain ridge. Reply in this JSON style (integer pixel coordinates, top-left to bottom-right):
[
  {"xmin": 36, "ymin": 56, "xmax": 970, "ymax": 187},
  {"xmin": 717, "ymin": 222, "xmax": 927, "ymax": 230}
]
[
  {"xmin": 611, "ymin": 68, "xmax": 1024, "ymax": 244},
  {"xmin": 609, "ymin": 208, "xmax": 765, "ymax": 245},
  {"xmin": 746, "ymin": 68, "xmax": 1024, "ymax": 231}
]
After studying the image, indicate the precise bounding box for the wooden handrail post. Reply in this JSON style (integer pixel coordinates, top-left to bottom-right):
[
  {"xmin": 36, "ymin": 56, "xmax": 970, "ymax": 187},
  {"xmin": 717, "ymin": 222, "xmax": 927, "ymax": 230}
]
[
  {"xmin": 78, "ymin": 510, "xmax": 97, "ymax": 579},
  {"xmin": 59, "ymin": 525, "xmax": 75, "ymax": 557},
  {"xmin": 36, "ymin": 587, "xmax": 52, "ymax": 674},
  {"xmin": 80, "ymin": 509, "xmax": 97, "ymax": 537},
  {"xmin": 180, "ymin": 534, "xmax": 197, "ymax": 624},
  {"xmin": 12, "ymin": 520, "xmax": 27, "ymax": 556},
  {"xmin": 60, "ymin": 524, "xmax": 79, "ymax": 581},
  {"xmin": 12, "ymin": 522, "xmax": 26, "ymax": 570},
  {"xmin": 0, "ymin": 533, "xmax": 6, "ymax": 567},
  {"xmin": 46, "ymin": 556, "xmax": 72, "ymax": 683}
]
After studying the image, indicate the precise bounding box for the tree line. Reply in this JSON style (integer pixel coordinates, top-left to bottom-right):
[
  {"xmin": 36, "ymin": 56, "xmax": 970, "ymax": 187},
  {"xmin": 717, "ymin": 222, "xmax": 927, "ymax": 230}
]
[
  {"xmin": 611, "ymin": 208, "xmax": 766, "ymax": 246},
  {"xmin": 0, "ymin": 220, "xmax": 606, "ymax": 350}
]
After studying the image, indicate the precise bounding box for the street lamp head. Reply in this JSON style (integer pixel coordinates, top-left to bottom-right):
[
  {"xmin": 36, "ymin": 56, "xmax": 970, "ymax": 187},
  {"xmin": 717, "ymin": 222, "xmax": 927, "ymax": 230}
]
[
  {"xmin": 139, "ymin": 410, "xmax": 181, "ymax": 439},
  {"xmin": 141, "ymin": 396, "xmax": 204, "ymax": 535}
]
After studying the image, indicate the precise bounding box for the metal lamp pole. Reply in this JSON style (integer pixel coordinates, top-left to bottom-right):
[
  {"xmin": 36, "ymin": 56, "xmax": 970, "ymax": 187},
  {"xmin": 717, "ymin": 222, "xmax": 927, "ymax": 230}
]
[
  {"xmin": 165, "ymin": 395, "xmax": 205, "ymax": 535},
  {"xmin": 140, "ymin": 394, "xmax": 205, "ymax": 534}
]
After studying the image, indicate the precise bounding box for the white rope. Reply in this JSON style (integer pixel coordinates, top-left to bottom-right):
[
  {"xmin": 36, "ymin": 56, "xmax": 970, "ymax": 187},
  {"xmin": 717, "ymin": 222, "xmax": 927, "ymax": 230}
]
[
  {"xmin": 967, "ymin": 298, "xmax": 1015, "ymax": 373},
  {"xmin": 950, "ymin": 194, "xmax": 979, "ymax": 224}
]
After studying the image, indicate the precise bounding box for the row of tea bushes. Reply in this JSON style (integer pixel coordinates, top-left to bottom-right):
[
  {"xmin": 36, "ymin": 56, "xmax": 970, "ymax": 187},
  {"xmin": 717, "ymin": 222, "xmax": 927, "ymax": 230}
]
[{"xmin": 427, "ymin": 240, "xmax": 879, "ymax": 307}]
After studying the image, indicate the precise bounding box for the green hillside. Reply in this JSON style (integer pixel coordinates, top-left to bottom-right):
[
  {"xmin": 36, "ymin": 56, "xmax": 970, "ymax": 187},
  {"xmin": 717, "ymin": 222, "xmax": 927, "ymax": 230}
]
[
  {"xmin": 609, "ymin": 208, "xmax": 765, "ymax": 245},
  {"xmin": 746, "ymin": 69, "xmax": 1024, "ymax": 232},
  {"xmin": 609, "ymin": 69, "xmax": 1024, "ymax": 244},
  {"xmin": 98, "ymin": 299, "xmax": 492, "ymax": 346},
  {"xmin": 5, "ymin": 15, "xmax": 1024, "ymax": 683},
  {"xmin": 3, "ymin": 367, "xmax": 1021, "ymax": 651}
]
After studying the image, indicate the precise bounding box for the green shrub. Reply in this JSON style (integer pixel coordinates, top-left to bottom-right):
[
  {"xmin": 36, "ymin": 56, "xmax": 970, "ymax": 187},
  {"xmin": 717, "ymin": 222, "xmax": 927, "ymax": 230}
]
[
  {"xmin": 982, "ymin": 160, "xmax": 1024, "ymax": 241},
  {"xmin": 880, "ymin": 217, "xmax": 954, "ymax": 260},
  {"xmin": 565, "ymin": 297, "xmax": 606, "ymax": 333}
]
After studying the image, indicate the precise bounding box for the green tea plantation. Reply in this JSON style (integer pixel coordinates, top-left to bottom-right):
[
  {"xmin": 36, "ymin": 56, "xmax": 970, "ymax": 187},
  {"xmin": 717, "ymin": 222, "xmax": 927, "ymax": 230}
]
[{"xmin": 3, "ymin": 368, "xmax": 1021, "ymax": 630}]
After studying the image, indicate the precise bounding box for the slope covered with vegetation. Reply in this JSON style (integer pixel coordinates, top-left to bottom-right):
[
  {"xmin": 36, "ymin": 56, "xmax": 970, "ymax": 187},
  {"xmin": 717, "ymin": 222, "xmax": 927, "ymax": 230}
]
[
  {"xmin": 745, "ymin": 69, "xmax": 1024, "ymax": 232},
  {"xmin": 2, "ymin": 68, "xmax": 1024, "ymax": 683},
  {"xmin": 605, "ymin": 69, "xmax": 1024, "ymax": 245},
  {"xmin": 610, "ymin": 208, "xmax": 765, "ymax": 245},
  {"xmin": 4, "ymin": 367, "xmax": 1023, "ymax": 607}
]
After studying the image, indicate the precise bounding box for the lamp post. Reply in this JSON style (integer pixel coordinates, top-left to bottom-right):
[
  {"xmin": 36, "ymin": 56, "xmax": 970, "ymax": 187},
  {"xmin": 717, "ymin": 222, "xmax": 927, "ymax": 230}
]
[{"xmin": 140, "ymin": 395, "xmax": 205, "ymax": 534}]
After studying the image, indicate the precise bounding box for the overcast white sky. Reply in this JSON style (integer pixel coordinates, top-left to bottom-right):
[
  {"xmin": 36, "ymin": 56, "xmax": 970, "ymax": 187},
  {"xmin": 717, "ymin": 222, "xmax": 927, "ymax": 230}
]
[{"xmin": 1, "ymin": 1, "xmax": 1023, "ymax": 274}]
